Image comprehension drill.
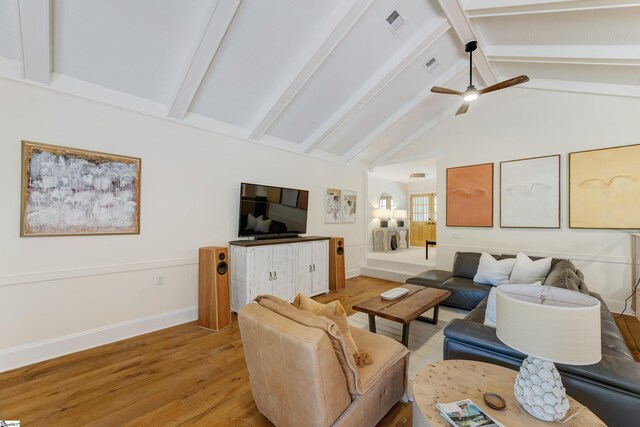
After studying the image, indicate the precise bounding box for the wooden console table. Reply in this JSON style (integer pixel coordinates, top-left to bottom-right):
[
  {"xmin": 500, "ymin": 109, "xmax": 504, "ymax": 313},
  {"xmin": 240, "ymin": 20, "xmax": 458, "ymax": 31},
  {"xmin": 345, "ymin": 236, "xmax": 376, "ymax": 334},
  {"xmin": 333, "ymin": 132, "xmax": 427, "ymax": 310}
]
[{"xmin": 372, "ymin": 227, "xmax": 408, "ymax": 252}]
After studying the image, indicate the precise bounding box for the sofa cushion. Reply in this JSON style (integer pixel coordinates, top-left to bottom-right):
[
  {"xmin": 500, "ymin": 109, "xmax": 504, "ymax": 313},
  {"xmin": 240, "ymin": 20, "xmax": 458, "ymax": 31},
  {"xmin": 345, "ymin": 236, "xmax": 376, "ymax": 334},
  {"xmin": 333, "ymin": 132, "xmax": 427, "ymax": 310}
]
[
  {"xmin": 544, "ymin": 260, "xmax": 590, "ymax": 294},
  {"xmin": 405, "ymin": 269, "xmax": 452, "ymax": 287},
  {"xmin": 473, "ymin": 252, "xmax": 516, "ymax": 286},
  {"xmin": 483, "ymin": 282, "xmax": 543, "ymax": 328},
  {"xmin": 509, "ymin": 252, "xmax": 552, "ymax": 284},
  {"xmin": 452, "ymin": 252, "xmax": 486, "ymax": 279},
  {"xmin": 293, "ymin": 294, "xmax": 360, "ymax": 361},
  {"xmin": 440, "ymin": 277, "xmax": 493, "ymax": 310},
  {"xmin": 349, "ymin": 327, "xmax": 408, "ymax": 393}
]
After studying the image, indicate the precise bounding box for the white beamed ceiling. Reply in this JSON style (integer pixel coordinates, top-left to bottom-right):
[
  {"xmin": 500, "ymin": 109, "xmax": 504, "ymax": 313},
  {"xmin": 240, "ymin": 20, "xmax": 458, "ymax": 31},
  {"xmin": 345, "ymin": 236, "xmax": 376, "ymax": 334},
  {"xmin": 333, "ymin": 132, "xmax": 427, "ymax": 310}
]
[{"xmin": 0, "ymin": 0, "xmax": 638, "ymax": 169}]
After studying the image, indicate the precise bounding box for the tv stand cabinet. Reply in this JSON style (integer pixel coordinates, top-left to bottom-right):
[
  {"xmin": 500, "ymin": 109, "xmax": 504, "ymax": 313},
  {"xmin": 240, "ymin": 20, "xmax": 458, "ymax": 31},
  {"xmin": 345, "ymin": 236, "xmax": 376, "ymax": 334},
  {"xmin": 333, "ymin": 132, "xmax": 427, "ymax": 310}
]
[{"xmin": 229, "ymin": 236, "xmax": 330, "ymax": 312}]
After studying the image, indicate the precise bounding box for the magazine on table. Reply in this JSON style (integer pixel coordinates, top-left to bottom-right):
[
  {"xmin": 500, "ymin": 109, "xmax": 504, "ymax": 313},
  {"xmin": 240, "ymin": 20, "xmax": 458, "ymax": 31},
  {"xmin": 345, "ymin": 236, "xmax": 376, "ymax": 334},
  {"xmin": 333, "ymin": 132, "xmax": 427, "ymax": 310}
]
[{"xmin": 437, "ymin": 399, "xmax": 504, "ymax": 427}]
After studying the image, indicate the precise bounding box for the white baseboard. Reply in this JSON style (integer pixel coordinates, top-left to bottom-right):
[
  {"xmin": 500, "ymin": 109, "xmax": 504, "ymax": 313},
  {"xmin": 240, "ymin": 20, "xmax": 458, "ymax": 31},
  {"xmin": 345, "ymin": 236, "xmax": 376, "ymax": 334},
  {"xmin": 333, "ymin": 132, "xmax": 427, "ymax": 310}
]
[
  {"xmin": 0, "ymin": 306, "xmax": 197, "ymax": 373},
  {"xmin": 346, "ymin": 267, "xmax": 360, "ymax": 279}
]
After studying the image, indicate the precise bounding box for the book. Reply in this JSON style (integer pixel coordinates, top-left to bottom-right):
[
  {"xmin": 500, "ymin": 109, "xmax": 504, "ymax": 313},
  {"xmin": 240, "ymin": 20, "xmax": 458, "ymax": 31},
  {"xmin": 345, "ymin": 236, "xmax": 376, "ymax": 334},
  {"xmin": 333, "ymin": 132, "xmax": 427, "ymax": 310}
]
[{"xmin": 436, "ymin": 399, "xmax": 502, "ymax": 427}]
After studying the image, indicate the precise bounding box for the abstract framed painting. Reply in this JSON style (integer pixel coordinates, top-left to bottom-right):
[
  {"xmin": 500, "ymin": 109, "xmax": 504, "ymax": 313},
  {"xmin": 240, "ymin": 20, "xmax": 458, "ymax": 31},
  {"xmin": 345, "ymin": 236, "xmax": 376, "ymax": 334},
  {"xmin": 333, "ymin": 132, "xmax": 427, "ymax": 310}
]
[
  {"xmin": 569, "ymin": 143, "xmax": 640, "ymax": 229},
  {"xmin": 446, "ymin": 163, "xmax": 494, "ymax": 227},
  {"xmin": 21, "ymin": 141, "xmax": 141, "ymax": 237},
  {"xmin": 500, "ymin": 154, "xmax": 560, "ymax": 228},
  {"xmin": 342, "ymin": 190, "xmax": 356, "ymax": 224},
  {"xmin": 325, "ymin": 188, "xmax": 341, "ymax": 224}
]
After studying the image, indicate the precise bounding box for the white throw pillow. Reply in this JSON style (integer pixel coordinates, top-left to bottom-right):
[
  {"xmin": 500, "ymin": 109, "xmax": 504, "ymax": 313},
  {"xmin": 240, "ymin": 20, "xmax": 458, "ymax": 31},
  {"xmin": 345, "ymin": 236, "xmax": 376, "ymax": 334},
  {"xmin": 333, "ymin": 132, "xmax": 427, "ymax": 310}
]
[
  {"xmin": 255, "ymin": 217, "xmax": 272, "ymax": 233},
  {"xmin": 245, "ymin": 213, "xmax": 261, "ymax": 230},
  {"xmin": 510, "ymin": 252, "xmax": 552, "ymax": 284},
  {"xmin": 473, "ymin": 252, "xmax": 516, "ymax": 286},
  {"xmin": 484, "ymin": 281, "xmax": 541, "ymax": 328}
]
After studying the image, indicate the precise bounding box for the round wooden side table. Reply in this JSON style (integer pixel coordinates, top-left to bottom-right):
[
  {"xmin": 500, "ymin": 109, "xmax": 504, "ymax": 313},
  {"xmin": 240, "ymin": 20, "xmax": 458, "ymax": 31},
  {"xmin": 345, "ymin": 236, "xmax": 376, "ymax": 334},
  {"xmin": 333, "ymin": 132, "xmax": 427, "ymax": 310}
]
[{"xmin": 412, "ymin": 360, "xmax": 605, "ymax": 427}]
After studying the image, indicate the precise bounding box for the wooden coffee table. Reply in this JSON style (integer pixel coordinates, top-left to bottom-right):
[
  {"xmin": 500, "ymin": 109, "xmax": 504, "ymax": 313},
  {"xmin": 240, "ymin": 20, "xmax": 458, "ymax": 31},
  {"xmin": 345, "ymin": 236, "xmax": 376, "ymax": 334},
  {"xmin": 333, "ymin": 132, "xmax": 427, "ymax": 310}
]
[{"xmin": 352, "ymin": 284, "xmax": 450, "ymax": 346}]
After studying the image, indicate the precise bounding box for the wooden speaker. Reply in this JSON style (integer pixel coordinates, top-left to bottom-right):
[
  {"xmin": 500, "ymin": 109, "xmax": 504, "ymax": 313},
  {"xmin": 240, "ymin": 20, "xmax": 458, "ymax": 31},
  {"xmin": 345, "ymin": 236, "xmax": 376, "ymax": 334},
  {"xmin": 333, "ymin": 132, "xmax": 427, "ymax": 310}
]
[
  {"xmin": 198, "ymin": 246, "xmax": 231, "ymax": 332},
  {"xmin": 329, "ymin": 237, "xmax": 346, "ymax": 291}
]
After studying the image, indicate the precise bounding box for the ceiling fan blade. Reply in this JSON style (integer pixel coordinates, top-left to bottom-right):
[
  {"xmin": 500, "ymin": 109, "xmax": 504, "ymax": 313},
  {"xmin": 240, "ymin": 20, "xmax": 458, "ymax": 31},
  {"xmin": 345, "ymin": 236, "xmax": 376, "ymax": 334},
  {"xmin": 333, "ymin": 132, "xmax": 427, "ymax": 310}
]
[
  {"xmin": 455, "ymin": 102, "xmax": 470, "ymax": 116},
  {"xmin": 478, "ymin": 75, "xmax": 530, "ymax": 96},
  {"xmin": 431, "ymin": 86, "xmax": 463, "ymax": 96}
]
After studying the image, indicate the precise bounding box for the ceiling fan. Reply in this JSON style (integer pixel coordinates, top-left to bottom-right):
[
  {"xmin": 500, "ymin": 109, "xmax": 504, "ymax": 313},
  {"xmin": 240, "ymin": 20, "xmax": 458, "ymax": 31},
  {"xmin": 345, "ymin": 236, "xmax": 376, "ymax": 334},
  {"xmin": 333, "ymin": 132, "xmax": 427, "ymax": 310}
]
[{"xmin": 431, "ymin": 41, "xmax": 529, "ymax": 116}]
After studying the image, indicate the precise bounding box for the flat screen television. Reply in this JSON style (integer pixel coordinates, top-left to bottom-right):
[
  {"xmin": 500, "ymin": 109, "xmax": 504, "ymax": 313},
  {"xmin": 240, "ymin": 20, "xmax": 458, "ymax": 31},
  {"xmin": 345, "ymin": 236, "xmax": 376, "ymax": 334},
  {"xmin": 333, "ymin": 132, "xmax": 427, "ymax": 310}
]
[{"xmin": 238, "ymin": 183, "xmax": 309, "ymax": 238}]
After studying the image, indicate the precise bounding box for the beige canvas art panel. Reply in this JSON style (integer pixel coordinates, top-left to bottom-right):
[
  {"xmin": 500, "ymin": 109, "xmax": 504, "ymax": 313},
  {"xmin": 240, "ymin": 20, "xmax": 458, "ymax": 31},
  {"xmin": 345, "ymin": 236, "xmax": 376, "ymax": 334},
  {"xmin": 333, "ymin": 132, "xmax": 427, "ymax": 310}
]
[{"xmin": 570, "ymin": 144, "xmax": 640, "ymax": 229}]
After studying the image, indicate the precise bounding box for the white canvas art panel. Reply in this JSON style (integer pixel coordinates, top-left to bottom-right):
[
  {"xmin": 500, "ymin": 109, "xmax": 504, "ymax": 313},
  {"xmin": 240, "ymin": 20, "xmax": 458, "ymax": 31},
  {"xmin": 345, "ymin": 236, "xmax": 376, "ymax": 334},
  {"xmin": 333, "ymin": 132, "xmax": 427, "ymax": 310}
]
[
  {"xmin": 500, "ymin": 155, "xmax": 560, "ymax": 228},
  {"xmin": 325, "ymin": 188, "xmax": 341, "ymax": 223},
  {"xmin": 21, "ymin": 141, "xmax": 141, "ymax": 236},
  {"xmin": 342, "ymin": 190, "xmax": 356, "ymax": 223}
]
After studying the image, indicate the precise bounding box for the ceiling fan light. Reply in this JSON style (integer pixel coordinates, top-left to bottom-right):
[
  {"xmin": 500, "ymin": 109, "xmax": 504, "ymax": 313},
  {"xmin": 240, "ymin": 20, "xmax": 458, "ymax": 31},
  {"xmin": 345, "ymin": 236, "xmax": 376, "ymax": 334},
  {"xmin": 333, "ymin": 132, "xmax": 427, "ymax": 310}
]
[{"xmin": 463, "ymin": 91, "xmax": 478, "ymax": 102}]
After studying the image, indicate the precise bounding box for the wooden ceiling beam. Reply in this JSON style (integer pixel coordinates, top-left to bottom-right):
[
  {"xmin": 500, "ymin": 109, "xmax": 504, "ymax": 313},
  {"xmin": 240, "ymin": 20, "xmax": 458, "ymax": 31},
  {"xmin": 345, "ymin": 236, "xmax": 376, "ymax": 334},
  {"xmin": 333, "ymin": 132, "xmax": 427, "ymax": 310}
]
[
  {"xmin": 301, "ymin": 15, "xmax": 451, "ymax": 154},
  {"xmin": 464, "ymin": 0, "xmax": 640, "ymax": 18},
  {"xmin": 16, "ymin": 0, "xmax": 51, "ymax": 85},
  {"xmin": 246, "ymin": 0, "xmax": 374, "ymax": 141},
  {"xmin": 166, "ymin": 0, "xmax": 241, "ymax": 120}
]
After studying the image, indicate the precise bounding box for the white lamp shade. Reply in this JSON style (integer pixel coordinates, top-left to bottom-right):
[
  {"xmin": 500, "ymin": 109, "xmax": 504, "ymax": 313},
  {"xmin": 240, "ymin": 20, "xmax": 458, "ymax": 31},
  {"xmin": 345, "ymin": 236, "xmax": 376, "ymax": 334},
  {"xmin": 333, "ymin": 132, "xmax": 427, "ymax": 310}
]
[
  {"xmin": 373, "ymin": 208, "xmax": 391, "ymax": 219},
  {"xmin": 496, "ymin": 284, "xmax": 601, "ymax": 365},
  {"xmin": 393, "ymin": 209, "xmax": 407, "ymax": 219}
]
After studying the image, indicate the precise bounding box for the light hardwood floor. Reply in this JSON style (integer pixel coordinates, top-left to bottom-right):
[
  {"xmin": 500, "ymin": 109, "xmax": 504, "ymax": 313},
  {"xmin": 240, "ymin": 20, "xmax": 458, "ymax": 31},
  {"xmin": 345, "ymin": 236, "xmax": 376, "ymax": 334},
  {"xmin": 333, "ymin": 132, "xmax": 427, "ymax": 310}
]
[
  {"xmin": 0, "ymin": 276, "xmax": 409, "ymax": 427},
  {"xmin": 615, "ymin": 314, "xmax": 640, "ymax": 362},
  {"xmin": 4, "ymin": 278, "xmax": 639, "ymax": 426}
]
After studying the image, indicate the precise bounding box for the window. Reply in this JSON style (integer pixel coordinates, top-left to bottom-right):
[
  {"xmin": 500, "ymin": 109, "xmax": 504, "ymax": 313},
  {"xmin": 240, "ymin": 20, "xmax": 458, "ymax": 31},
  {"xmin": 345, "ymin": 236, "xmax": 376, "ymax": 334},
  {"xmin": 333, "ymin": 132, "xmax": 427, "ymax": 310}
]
[
  {"xmin": 411, "ymin": 195, "xmax": 429, "ymax": 221},
  {"xmin": 411, "ymin": 193, "xmax": 436, "ymax": 222}
]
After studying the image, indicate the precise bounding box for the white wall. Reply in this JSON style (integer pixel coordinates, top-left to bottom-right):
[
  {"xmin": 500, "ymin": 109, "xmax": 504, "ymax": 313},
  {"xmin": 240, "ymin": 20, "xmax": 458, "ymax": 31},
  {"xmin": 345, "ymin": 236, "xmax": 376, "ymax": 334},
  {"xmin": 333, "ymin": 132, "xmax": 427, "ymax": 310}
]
[
  {"xmin": 0, "ymin": 78, "xmax": 367, "ymax": 370},
  {"xmin": 390, "ymin": 88, "xmax": 640, "ymax": 313},
  {"xmin": 366, "ymin": 175, "xmax": 408, "ymax": 250},
  {"xmin": 408, "ymin": 175, "xmax": 437, "ymax": 195}
]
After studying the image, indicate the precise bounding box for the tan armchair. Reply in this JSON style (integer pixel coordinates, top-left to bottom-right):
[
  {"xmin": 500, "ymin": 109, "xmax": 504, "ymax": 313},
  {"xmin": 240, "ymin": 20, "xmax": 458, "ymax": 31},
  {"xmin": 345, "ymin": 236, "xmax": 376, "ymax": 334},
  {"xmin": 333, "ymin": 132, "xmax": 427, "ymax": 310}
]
[{"xmin": 238, "ymin": 298, "xmax": 409, "ymax": 427}]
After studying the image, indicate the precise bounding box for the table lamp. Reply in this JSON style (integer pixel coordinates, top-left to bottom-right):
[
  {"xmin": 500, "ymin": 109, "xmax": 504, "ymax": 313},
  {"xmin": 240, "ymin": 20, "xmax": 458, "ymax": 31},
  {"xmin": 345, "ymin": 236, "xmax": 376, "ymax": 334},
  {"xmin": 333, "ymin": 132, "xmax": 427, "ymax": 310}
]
[
  {"xmin": 393, "ymin": 209, "xmax": 407, "ymax": 227},
  {"xmin": 496, "ymin": 284, "xmax": 601, "ymax": 422},
  {"xmin": 373, "ymin": 208, "xmax": 392, "ymax": 227}
]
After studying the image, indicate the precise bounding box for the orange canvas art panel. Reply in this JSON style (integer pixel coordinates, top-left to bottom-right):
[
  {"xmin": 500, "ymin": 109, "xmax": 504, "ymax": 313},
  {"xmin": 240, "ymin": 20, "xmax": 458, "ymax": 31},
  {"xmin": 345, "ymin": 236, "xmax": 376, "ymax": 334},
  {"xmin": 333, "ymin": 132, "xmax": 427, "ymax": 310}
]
[{"xmin": 447, "ymin": 163, "xmax": 494, "ymax": 227}]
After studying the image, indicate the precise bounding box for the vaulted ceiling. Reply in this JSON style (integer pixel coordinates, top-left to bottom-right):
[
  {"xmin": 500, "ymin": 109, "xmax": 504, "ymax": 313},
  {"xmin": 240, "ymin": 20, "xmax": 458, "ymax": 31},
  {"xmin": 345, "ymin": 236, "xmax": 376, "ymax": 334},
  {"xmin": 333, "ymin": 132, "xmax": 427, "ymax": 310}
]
[{"xmin": 1, "ymin": 0, "xmax": 638, "ymax": 169}]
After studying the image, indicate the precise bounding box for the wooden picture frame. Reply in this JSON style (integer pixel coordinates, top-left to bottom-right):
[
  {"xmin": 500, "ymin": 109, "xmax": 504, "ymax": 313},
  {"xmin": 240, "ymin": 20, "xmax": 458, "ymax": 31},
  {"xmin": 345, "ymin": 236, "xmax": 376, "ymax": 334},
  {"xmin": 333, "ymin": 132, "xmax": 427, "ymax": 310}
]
[
  {"xmin": 500, "ymin": 154, "xmax": 561, "ymax": 229},
  {"xmin": 569, "ymin": 143, "xmax": 640, "ymax": 229},
  {"xmin": 21, "ymin": 141, "xmax": 142, "ymax": 237},
  {"xmin": 446, "ymin": 163, "xmax": 494, "ymax": 227}
]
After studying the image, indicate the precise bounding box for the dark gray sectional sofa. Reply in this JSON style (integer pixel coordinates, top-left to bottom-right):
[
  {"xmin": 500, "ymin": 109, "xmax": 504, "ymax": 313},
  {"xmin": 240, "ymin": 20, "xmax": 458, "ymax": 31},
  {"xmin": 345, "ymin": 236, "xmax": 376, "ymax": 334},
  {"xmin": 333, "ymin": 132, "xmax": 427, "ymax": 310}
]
[{"xmin": 406, "ymin": 251, "xmax": 640, "ymax": 427}]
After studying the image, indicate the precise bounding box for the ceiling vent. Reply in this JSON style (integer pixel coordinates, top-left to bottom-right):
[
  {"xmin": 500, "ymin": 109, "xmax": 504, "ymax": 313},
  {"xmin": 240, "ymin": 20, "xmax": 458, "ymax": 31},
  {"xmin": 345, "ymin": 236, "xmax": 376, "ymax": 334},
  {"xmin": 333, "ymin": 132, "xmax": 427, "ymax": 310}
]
[
  {"xmin": 386, "ymin": 10, "xmax": 404, "ymax": 32},
  {"xmin": 424, "ymin": 57, "xmax": 439, "ymax": 72}
]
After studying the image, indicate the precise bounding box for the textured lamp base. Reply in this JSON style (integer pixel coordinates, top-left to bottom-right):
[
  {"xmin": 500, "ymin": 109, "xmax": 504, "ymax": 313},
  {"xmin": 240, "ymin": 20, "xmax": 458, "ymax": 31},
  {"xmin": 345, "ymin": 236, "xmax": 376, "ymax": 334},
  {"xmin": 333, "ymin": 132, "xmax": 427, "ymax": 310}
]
[{"xmin": 514, "ymin": 356, "xmax": 570, "ymax": 421}]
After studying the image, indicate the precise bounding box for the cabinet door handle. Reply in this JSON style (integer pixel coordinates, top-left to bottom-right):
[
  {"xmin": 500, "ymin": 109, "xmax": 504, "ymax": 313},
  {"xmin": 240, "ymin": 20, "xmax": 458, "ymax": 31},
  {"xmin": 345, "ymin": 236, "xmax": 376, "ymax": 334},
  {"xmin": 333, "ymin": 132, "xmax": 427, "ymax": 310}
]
[
  {"xmin": 269, "ymin": 271, "xmax": 273, "ymax": 281},
  {"xmin": 273, "ymin": 271, "xmax": 277, "ymax": 280},
  {"xmin": 309, "ymin": 265, "xmax": 312, "ymax": 273},
  {"xmin": 313, "ymin": 263, "xmax": 316, "ymax": 272}
]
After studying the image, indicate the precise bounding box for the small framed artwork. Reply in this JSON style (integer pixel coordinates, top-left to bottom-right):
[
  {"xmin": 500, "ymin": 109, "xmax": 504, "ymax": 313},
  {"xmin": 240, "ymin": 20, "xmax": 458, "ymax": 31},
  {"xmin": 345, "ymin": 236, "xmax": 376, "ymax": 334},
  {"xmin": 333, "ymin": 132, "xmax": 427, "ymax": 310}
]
[
  {"xmin": 21, "ymin": 141, "xmax": 141, "ymax": 236},
  {"xmin": 569, "ymin": 143, "xmax": 640, "ymax": 229},
  {"xmin": 446, "ymin": 163, "xmax": 494, "ymax": 227},
  {"xmin": 325, "ymin": 188, "xmax": 341, "ymax": 223},
  {"xmin": 500, "ymin": 155, "xmax": 560, "ymax": 228},
  {"xmin": 342, "ymin": 190, "xmax": 356, "ymax": 223}
]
